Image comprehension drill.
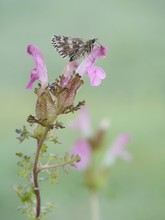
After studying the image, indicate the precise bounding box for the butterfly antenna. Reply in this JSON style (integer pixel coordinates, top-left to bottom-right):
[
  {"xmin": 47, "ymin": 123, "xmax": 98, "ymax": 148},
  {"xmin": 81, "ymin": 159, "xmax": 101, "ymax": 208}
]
[{"xmin": 96, "ymin": 39, "xmax": 102, "ymax": 47}]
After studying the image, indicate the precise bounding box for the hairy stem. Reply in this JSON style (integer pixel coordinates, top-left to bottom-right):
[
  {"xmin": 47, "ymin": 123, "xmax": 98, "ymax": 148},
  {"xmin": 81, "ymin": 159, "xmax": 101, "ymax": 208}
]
[
  {"xmin": 33, "ymin": 127, "xmax": 49, "ymax": 219},
  {"xmin": 37, "ymin": 161, "xmax": 74, "ymax": 173}
]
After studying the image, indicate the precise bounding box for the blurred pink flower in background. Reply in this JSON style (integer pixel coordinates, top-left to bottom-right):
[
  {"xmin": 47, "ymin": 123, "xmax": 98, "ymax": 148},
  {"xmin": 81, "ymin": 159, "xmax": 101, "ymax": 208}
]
[
  {"xmin": 73, "ymin": 133, "xmax": 132, "ymax": 171},
  {"xmin": 72, "ymin": 139, "xmax": 91, "ymax": 170},
  {"xmin": 26, "ymin": 44, "xmax": 48, "ymax": 90},
  {"xmin": 101, "ymin": 134, "xmax": 132, "ymax": 167},
  {"xmin": 69, "ymin": 105, "xmax": 91, "ymax": 137},
  {"xmin": 70, "ymin": 105, "xmax": 132, "ymax": 171}
]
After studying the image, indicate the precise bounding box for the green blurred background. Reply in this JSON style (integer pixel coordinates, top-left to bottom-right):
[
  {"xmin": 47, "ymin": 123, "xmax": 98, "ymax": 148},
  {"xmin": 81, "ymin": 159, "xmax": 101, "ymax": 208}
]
[{"xmin": 1, "ymin": 0, "xmax": 165, "ymax": 219}]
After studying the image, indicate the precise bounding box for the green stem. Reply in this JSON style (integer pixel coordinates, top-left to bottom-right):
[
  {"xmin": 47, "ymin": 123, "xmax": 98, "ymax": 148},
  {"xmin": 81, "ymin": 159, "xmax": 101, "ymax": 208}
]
[
  {"xmin": 90, "ymin": 190, "xmax": 100, "ymax": 220},
  {"xmin": 33, "ymin": 127, "xmax": 49, "ymax": 219},
  {"xmin": 37, "ymin": 161, "xmax": 74, "ymax": 173}
]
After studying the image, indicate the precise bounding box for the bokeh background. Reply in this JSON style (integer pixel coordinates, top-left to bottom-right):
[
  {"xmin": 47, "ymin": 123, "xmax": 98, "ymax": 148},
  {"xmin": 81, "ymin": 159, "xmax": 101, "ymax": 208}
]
[{"xmin": 1, "ymin": 0, "xmax": 165, "ymax": 219}]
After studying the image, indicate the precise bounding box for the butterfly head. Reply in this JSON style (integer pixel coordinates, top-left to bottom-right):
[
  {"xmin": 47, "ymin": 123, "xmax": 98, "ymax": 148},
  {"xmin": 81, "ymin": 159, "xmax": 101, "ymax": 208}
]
[{"xmin": 91, "ymin": 38, "xmax": 98, "ymax": 44}]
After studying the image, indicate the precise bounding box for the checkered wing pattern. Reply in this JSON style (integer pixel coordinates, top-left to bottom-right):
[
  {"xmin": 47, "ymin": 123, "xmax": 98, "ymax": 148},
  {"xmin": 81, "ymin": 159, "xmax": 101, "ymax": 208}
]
[{"xmin": 52, "ymin": 35, "xmax": 96, "ymax": 61}]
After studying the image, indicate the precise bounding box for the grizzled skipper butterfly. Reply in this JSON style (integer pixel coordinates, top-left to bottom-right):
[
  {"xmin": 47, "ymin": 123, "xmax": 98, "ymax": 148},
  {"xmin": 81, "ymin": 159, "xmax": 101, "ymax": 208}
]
[{"xmin": 52, "ymin": 35, "xmax": 98, "ymax": 61}]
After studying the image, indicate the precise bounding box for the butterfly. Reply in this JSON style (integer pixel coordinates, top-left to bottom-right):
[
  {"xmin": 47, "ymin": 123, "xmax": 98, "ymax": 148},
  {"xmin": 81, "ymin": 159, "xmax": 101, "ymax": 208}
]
[{"xmin": 51, "ymin": 35, "xmax": 98, "ymax": 62}]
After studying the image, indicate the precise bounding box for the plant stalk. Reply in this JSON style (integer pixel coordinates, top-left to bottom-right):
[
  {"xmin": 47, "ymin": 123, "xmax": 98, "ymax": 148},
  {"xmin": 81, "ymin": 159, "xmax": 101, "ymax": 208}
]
[
  {"xmin": 90, "ymin": 190, "xmax": 100, "ymax": 220},
  {"xmin": 33, "ymin": 127, "xmax": 49, "ymax": 219}
]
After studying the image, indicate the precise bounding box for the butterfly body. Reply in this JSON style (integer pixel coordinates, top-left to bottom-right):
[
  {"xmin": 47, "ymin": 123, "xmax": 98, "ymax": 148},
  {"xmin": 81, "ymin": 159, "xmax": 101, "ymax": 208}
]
[{"xmin": 52, "ymin": 35, "xmax": 97, "ymax": 61}]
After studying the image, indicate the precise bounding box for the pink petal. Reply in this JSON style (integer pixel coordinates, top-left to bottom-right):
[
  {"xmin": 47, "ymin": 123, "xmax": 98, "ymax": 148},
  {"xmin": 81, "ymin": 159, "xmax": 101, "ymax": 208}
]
[
  {"xmin": 61, "ymin": 61, "xmax": 79, "ymax": 87},
  {"xmin": 102, "ymin": 134, "xmax": 132, "ymax": 166},
  {"xmin": 69, "ymin": 105, "xmax": 91, "ymax": 137},
  {"xmin": 76, "ymin": 46, "xmax": 107, "ymax": 86},
  {"xmin": 62, "ymin": 61, "xmax": 79, "ymax": 77},
  {"xmin": 87, "ymin": 66, "xmax": 106, "ymax": 86},
  {"xmin": 110, "ymin": 134, "xmax": 131, "ymax": 156},
  {"xmin": 26, "ymin": 44, "xmax": 48, "ymax": 89},
  {"xmin": 26, "ymin": 69, "xmax": 39, "ymax": 90},
  {"xmin": 72, "ymin": 139, "xmax": 91, "ymax": 170}
]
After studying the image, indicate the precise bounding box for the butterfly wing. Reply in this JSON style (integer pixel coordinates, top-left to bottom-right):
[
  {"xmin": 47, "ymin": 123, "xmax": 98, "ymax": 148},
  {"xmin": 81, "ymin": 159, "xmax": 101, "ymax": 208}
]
[{"xmin": 52, "ymin": 35, "xmax": 86, "ymax": 61}]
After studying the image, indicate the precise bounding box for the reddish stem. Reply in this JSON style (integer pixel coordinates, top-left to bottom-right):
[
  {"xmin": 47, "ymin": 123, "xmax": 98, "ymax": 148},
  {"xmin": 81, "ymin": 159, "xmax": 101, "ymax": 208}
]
[{"xmin": 33, "ymin": 128, "xmax": 49, "ymax": 219}]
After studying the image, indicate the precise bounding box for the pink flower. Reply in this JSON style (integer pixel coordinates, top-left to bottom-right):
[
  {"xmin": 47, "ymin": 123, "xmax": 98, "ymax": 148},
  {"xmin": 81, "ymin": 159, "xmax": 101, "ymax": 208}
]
[
  {"xmin": 72, "ymin": 139, "xmax": 91, "ymax": 170},
  {"xmin": 62, "ymin": 46, "xmax": 108, "ymax": 87},
  {"xmin": 57, "ymin": 74, "xmax": 83, "ymax": 113},
  {"xmin": 61, "ymin": 61, "xmax": 79, "ymax": 87},
  {"xmin": 76, "ymin": 46, "xmax": 108, "ymax": 86},
  {"xmin": 63, "ymin": 61, "xmax": 79, "ymax": 77},
  {"xmin": 69, "ymin": 105, "xmax": 91, "ymax": 137},
  {"xmin": 101, "ymin": 134, "xmax": 132, "ymax": 167},
  {"xmin": 26, "ymin": 44, "xmax": 48, "ymax": 90}
]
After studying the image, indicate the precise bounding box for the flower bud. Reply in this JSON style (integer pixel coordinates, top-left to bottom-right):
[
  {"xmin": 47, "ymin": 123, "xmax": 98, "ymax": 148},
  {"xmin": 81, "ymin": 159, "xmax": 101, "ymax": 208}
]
[
  {"xmin": 35, "ymin": 87, "xmax": 57, "ymax": 123},
  {"xmin": 57, "ymin": 74, "xmax": 83, "ymax": 115}
]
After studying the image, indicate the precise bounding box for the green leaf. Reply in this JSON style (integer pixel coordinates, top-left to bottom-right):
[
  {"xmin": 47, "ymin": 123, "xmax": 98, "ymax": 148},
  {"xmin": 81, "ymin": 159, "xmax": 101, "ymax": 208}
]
[
  {"xmin": 17, "ymin": 161, "xmax": 23, "ymax": 167},
  {"xmin": 50, "ymin": 170, "xmax": 59, "ymax": 184},
  {"xmin": 63, "ymin": 165, "xmax": 69, "ymax": 174},
  {"xmin": 51, "ymin": 137, "xmax": 60, "ymax": 144},
  {"xmin": 16, "ymin": 125, "xmax": 32, "ymax": 143},
  {"xmin": 17, "ymin": 170, "xmax": 28, "ymax": 178},
  {"xmin": 13, "ymin": 185, "xmax": 34, "ymax": 203},
  {"xmin": 54, "ymin": 121, "xmax": 65, "ymax": 129},
  {"xmin": 16, "ymin": 152, "xmax": 23, "ymax": 157},
  {"xmin": 64, "ymin": 152, "xmax": 69, "ymax": 163},
  {"xmin": 42, "ymin": 202, "xmax": 55, "ymax": 215},
  {"xmin": 41, "ymin": 143, "xmax": 48, "ymax": 153}
]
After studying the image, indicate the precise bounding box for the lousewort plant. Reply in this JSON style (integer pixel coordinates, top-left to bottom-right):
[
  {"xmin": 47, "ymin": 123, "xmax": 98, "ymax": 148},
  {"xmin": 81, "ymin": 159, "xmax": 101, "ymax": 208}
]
[{"xmin": 13, "ymin": 43, "xmax": 107, "ymax": 220}]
